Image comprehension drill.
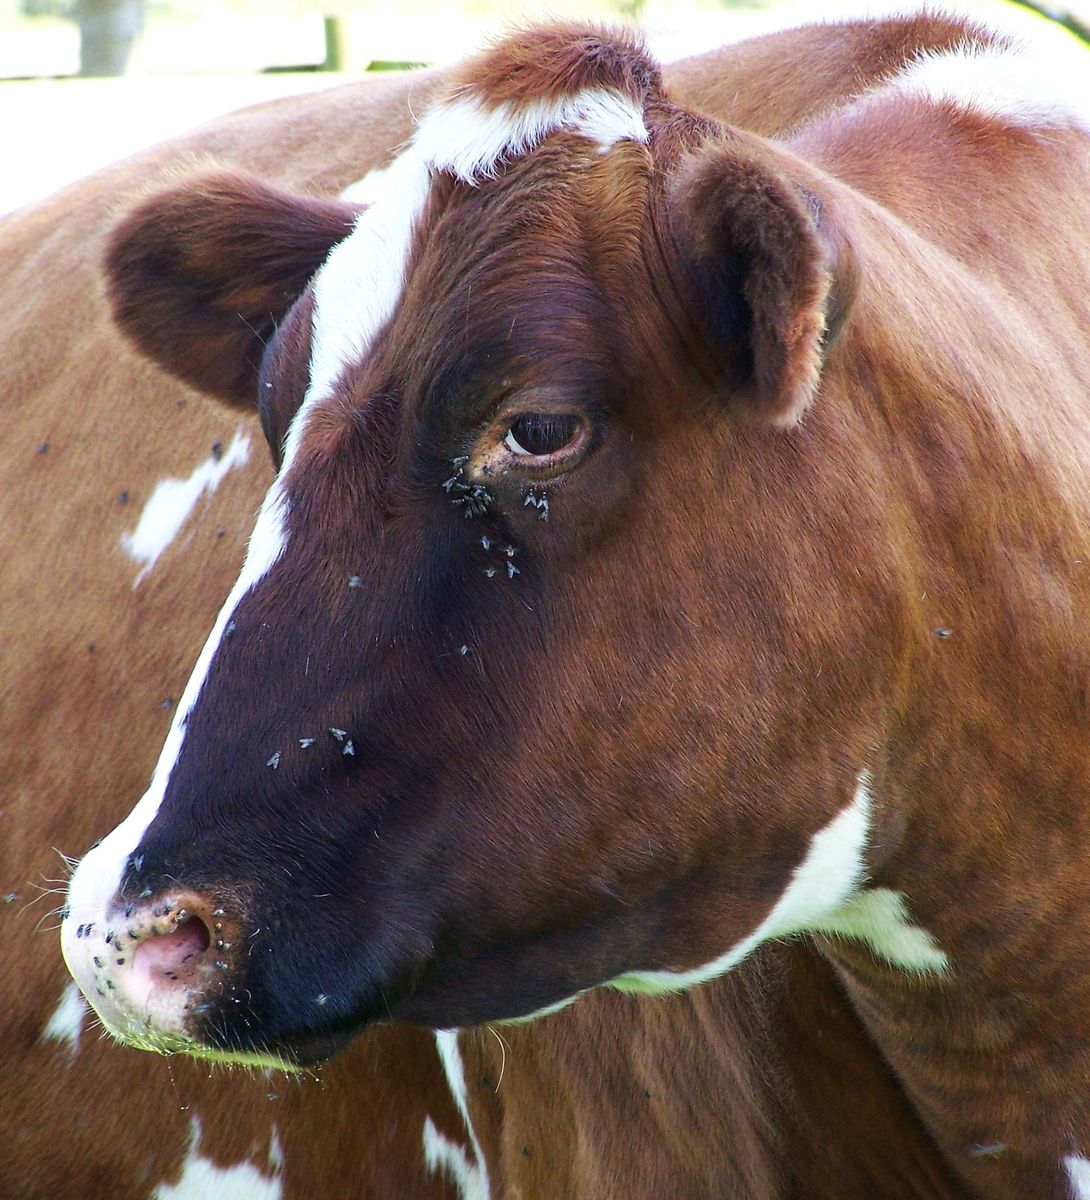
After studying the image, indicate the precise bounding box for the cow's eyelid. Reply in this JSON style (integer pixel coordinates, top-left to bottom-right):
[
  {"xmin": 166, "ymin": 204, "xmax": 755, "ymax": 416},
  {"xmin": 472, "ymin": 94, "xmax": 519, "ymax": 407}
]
[
  {"xmin": 502, "ymin": 412, "xmax": 584, "ymax": 458},
  {"xmin": 469, "ymin": 409, "xmax": 592, "ymax": 480}
]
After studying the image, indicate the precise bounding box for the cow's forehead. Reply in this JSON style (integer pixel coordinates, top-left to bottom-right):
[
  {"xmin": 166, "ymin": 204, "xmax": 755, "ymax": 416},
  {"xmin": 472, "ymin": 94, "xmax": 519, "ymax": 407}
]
[{"xmin": 298, "ymin": 65, "xmax": 652, "ymax": 464}]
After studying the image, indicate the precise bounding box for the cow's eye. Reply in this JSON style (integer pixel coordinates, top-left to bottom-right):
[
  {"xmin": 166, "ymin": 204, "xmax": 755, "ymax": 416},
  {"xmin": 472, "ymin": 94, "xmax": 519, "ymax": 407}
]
[{"xmin": 502, "ymin": 413, "xmax": 583, "ymax": 458}]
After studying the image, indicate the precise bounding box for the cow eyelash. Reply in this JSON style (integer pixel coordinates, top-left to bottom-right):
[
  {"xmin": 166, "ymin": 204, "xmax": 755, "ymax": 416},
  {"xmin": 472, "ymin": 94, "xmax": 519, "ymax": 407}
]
[
  {"xmin": 463, "ymin": 406, "xmax": 593, "ymax": 484},
  {"xmin": 477, "ymin": 409, "xmax": 590, "ymax": 479},
  {"xmin": 502, "ymin": 413, "xmax": 584, "ymax": 459}
]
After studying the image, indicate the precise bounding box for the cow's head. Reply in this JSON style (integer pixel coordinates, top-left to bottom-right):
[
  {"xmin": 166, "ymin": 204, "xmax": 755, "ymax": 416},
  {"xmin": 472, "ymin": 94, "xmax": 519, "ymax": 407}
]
[{"xmin": 63, "ymin": 25, "xmax": 894, "ymax": 1068}]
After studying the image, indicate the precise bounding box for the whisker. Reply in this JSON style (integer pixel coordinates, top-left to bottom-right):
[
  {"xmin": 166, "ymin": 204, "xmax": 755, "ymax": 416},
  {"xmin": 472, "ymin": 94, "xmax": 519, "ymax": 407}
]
[
  {"xmin": 485, "ymin": 1024, "xmax": 509, "ymax": 1092},
  {"xmin": 51, "ymin": 848, "xmax": 80, "ymax": 876}
]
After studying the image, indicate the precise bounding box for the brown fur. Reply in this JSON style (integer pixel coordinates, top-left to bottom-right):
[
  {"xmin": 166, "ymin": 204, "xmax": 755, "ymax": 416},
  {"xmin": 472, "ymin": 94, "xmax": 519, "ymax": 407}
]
[
  {"xmin": 452, "ymin": 21, "xmax": 659, "ymax": 109},
  {"xmin": 7, "ymin": 14, "xmax": 1045, "ymax": 1199}
]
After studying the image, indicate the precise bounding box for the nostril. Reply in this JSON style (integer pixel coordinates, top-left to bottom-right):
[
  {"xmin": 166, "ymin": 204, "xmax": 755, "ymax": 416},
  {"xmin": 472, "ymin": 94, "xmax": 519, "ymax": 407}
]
[{"xmin": 131, "ymin": 914, "xmax": 212, "ymax": 984}]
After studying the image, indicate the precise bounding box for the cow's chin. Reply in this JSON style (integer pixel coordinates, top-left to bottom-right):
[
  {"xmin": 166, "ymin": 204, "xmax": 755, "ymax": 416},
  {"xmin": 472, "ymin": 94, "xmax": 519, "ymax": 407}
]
[{"xmin": 176, "ymin": 1020, "xmax": 358, "ymax": 1072}]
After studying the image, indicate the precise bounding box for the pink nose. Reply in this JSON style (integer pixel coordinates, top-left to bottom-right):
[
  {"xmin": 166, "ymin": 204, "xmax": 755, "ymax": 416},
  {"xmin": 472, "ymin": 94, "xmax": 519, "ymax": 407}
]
[
  {"xmin": 64, "ymin": 891, "xmax": 237, "ymax": 1048},
  {"xmin": 130, "ymin": 908, "xmax": 212, "ymax": 988}
]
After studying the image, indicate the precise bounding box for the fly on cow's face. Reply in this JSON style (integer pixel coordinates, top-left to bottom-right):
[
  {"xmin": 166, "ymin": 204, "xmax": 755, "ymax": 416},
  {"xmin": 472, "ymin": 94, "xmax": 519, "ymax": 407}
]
[
  {"xmin": 443, "ymin": 454, "xmax": 493, "ymax": 518},
  {"xmin": 523, "ymin": 487, "xmax": 550, "ymax": 520}
]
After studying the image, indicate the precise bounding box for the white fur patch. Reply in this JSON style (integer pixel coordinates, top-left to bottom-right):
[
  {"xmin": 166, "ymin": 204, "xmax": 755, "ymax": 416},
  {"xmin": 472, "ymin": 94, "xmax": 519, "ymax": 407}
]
[
  {"xmin": 423, "ymin": 1117, "xmax": 487, "ymax": 1200},
  {"xmin": 152, "ymin": 1117, "xmax": 282, "ymax": 1200},
  {"xmin": 499, "ymin": 991, "xmax": 585, "ymax": 1025},
  {"xmin": 891, "ymin": 33, "xmax": 1090, "ymax": 133},
  {"xmin": 307, "ymin": 82, "xmax": 646, "ymax": 409},
  {"xmin": 1066, "ymin": 1155, "xmax": 1090, "ymax": 1199},
  {"xmin": 813, "ymin": 885, "xmax": 948, "ymax": 973},
  {"xmin": 305, "ymin": 149, "xmax": 433, "ymax": 409},
  {"xmin": 415, "ymin": 88, "xmax": 648, "ymax": 184},
  {"xmin": 433, "ymin": 1031, "xmax": 490, "ymax": 1199},
  {"xmin": 339, "ymin": 162, "xmax": 394, "ymax": 204},
  {"xmin": 666, "ymin": 0, "xmax": 1085, "ymax": 51},
  {"xmin": 41, "ymin": 982, "xmax": 88, "ymax": 1059},
  {"xmin": 121, "ymin": 430, "xmax": 250, "ymax": 587},
  {"xmin": 610, "ymin": 777, "xmax": 873, "ymax": 995}
]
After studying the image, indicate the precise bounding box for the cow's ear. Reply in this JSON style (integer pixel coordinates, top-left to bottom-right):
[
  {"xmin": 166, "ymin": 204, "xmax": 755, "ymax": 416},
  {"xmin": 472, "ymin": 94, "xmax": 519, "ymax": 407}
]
[
  {"xmin": 106, "ymin": 171, "xmax": 360, "ymax": 407},
  {"xmin": 667, "ymin": 136, "xmax": 858, "ymax": 427}
]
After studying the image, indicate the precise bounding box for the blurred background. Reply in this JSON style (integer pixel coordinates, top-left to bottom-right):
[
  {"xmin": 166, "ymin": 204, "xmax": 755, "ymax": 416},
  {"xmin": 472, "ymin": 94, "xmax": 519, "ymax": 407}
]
[{"xmin": 1, "ymin": 0, "xmax": 1087, "ymax": 214}]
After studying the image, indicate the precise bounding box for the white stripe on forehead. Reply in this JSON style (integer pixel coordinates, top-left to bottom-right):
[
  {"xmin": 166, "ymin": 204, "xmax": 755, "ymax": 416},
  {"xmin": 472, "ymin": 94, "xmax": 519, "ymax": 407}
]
[
  {"xmin": 306, "ymin": 83, "xmax": 649, "ymax": 407},
  {"xmin": 416, "ymin": 87, "xmax": 650, "ymax": 183}
]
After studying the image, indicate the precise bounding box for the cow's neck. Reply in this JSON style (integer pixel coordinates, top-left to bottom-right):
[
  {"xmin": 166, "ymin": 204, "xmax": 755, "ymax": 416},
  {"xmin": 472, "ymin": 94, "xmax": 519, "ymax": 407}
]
[
  {"xmin": 823, "ymin": 748, "xmax": 1090, "ymax": 1199},
  {"xmin": 460, "ymin": 941, "xmax": 966, "ymax": 1198}
]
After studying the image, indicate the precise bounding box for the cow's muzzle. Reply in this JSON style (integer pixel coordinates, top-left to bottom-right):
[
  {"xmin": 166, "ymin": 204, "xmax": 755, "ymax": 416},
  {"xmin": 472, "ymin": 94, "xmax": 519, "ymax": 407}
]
[{"xmin": 62, "ymin": 889, "xmax": 241, "ymax": 1054}]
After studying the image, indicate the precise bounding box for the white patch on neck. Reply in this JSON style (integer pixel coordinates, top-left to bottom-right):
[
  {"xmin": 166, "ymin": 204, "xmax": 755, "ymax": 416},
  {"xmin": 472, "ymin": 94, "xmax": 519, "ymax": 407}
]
[
  {"xmin": 890, "ymin": 32, "xmax": 1090, "ymax": 134},
  {"xmin": 267, "ymin": 1125, "xmax": 284, "ymax": 1175},
  {"xmin": 433, "ymin": 1030, "xmax": 490, "ymax": 1200},
  {"xmin": 41, "ymin": 982, "xmax": 88, "ymax": 1059},
  {"xmin": 498, "ymin": 991, "xmax": 584, "ymax": 1025},
  {"xmin": 121, "ymin": 430, "xmax": 250, "ymax": 587},
  {"xmin": 813, "ymin": 885, "xmax": 948, "ymax": 973},
  {"xmin": 424, "ymin": 1117, "xmax": 487, "ymax": 1200},
  {"xmin": 610, "ymin": 777, "xmax": 874, "ymax": 995},
  {"xmin": 152, "ymin": 1117, "xmax": 283, "ymax": 1200},
  {"xmin": 1066, "ymin": 1155, "xmax": 1090, "ymax": 1198}
]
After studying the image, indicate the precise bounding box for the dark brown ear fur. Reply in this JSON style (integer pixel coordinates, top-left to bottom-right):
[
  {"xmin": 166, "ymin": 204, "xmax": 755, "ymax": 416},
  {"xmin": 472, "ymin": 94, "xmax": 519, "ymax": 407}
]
[
  {"xmin": 106, "ymin": 171, "xmax": 360, "ymax": 406},
  {"xmin": 668, "ymin": 136, "xmax": 857, "ymax": 427}
]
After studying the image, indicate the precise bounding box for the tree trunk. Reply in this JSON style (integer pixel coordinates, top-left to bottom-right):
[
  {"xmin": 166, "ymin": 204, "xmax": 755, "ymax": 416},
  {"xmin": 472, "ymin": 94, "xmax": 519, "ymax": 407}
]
[{"xmin": 74, "ymin": 0, "xmax": 145, "ymax": 77}]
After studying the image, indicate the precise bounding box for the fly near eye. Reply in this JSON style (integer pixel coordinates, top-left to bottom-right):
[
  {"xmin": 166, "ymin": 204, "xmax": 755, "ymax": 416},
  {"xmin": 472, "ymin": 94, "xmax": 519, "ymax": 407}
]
[{"xmin": 503, "ymin": 413, "xmax": 582, "ymax": 457}]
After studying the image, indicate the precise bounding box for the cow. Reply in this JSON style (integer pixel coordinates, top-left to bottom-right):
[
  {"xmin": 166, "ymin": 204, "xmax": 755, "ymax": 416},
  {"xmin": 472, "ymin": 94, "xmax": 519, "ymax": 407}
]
[
  {"xmin": 37, "ymin": 5, "xmax": 1082, "ymax": 1197},
  {"xmin": 3, "ymin": 18, "xmax": 972, "ymax": 1198},
  {"xmin": 1, "ymin": 24, "xmax": 912, "ymax": 1200}
]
